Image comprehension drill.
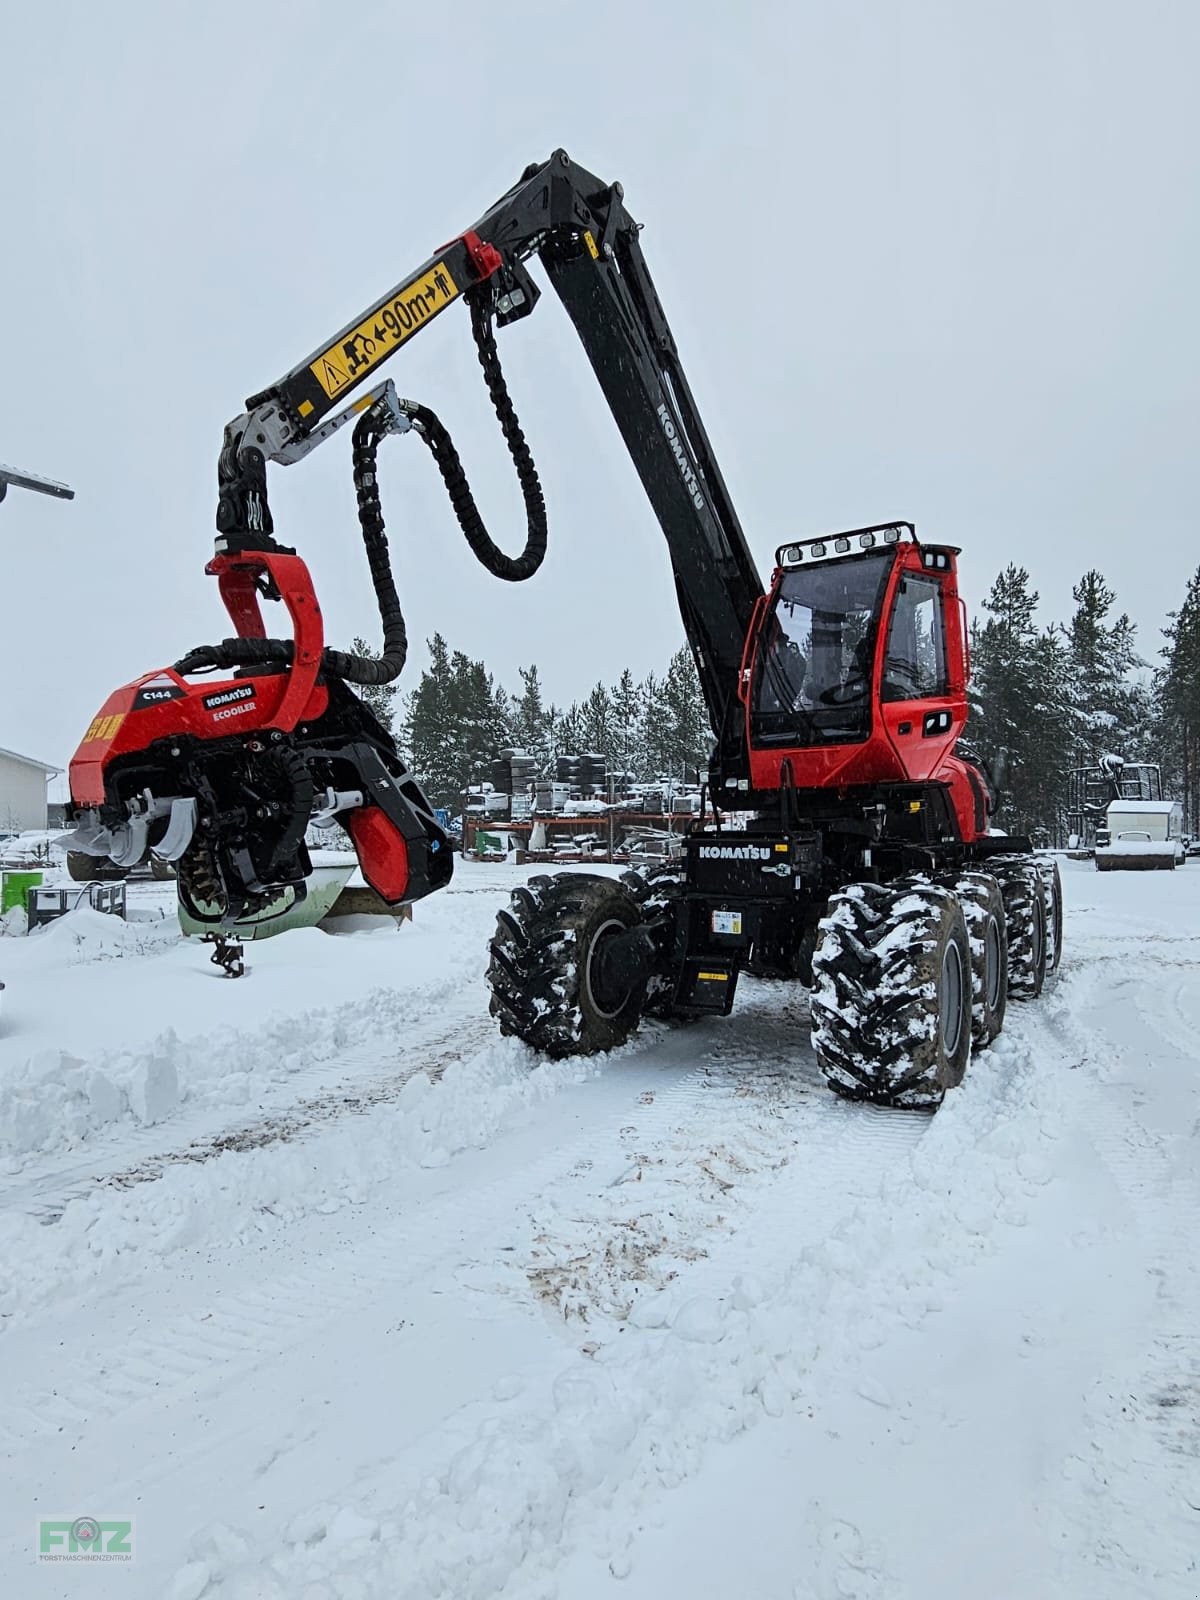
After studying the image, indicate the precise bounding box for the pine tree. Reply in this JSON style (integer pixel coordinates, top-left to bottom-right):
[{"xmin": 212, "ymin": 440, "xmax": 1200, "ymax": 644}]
[
  {"xmin": 1067, "ymin": 571, "xmax": 1143, "ymax": 761},
  {"xmin": 638, "ymin": 669, "xmax": 669, "ymax": 777},
  {"xmin": 1024, "ymin": 625, "xmax": 1078, "ymax": 839},
  {"xmin": 1157, "ymin": 565, "xmax": 1200, "ymax": 834},
  {"xmin": 403, "ymin": 634, "xmax": 457, "ymax": 806},
  {"xmin": 579, "ymin": 683, "xmax": 614, "ymax": 763},
  {"xmin": 349, "ymin": 636, "xmax": 398, "ymax": 734},
  {"xmin": 660, "ymin": 647, "xmax": 710, "ymax": 783},
  {"xmin": 609, "ymin": 668, "xmax": 642, "ymax": 786},
  {"xmin": 510, "ymin": 666, "xmax": 554, "ymax": 775},
  {"xmin": 403, "ymin": 635, "xmax": 511, "ymax": 808},
  {"xmin": 969, "ymin": 565, "xmax": 1074, "ymax": 836},
  {"xmin": 552, "ymin": 702, "xmax": 588, "ymax": 764}
]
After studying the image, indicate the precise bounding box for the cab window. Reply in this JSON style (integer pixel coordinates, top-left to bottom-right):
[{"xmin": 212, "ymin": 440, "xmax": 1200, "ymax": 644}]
[
  {"xmin": 751, "ymin": 552, "xmax": 891, "ymax": 745},
  {"xmin": 881, "ymin": 574, "xmax": 948, "ymax": 701}
]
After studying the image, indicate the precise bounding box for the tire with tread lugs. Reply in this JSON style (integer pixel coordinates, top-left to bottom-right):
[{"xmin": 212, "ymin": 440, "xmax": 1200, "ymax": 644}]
[
  {"xmin": 620, "ymin": 860, "xmax": 684, "ymax": 1016},
  {"xmin": 810, "ymin": 879, "xmax": 972, "ymax": 1110},
  {"xmin": 989, "ymin": 855, "xmax": 1047, "ymax": 1000},
  {"xmin": 488, "ymin": 872, "xmax": 647, "ymax": 1057},
  {"xmin": 950, "ymin": 870, "xmax": 1008, "ymax": 1049},
  {"xmin": 1034, "ymin": 856, "xmax": 1063, "ymax": 976}
]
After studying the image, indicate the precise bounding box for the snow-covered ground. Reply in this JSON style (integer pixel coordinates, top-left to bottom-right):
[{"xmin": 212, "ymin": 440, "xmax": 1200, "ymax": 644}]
[{"xmin": 1, "ymin": 858, "xmax": 1196, "ymax": 1598}]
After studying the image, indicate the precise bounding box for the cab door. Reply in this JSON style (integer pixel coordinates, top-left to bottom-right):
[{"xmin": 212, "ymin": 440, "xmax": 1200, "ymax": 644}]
[{"xmin": 878, "ymin": 568, "xmax": 963, "ymax": 781}]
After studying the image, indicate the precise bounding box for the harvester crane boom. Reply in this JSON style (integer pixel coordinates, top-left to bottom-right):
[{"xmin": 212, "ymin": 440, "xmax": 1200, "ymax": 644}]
[
  {"xmin": 0, "ymin": 463, "xmax": 74, "ymax": 504},
  {"xmin": 214, "ymin": 149, "xmax": 764, "ymax": 735}
]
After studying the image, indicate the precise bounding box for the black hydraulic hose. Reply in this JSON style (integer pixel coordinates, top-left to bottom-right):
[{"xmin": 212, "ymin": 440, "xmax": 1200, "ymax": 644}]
[
  {"xmin": 174, "ymin": 294, "xmax": 546, "ymax": 686},
  {"xmin": 320, "ymin": 411, "xmax": 409, "ymax": 685},
  {"xmin": 405, "ymin": 294, "xmax": 547, "ymax": 584}
]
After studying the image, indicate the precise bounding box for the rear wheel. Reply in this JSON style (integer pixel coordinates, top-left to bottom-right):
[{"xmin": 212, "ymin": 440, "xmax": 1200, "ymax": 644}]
[
  {"xmin": 810, "ymin": 879, "xmax": 972, "ymax": 1110},
  {"xmin": 953, "ymin": 871, "xmax": 1008, "ymax": 1049},
  {"xmin": 488, "ymin": 873, "xmax": 649, "ymax": 1057},
  {"xmin": 989, "ymin": 856, "xmax": 1047, "ymax": 1000},
  {"xmin": 1035, "ymin": 857, "xmax": 1063, "ymax": 976}
]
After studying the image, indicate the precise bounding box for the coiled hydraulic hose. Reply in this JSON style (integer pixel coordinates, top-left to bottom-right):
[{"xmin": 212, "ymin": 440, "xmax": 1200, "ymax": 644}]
[{"xmin": 175, "ymin": 291, "xmax": 547, "ymax": 686}]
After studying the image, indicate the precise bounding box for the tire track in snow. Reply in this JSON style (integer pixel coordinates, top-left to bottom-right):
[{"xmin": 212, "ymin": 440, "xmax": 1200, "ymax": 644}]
[
  {"xmin": 0, "ymin": 1015, "xmax": 495, "ymax": 1223},
  {"xmin": 1029, "ymin": 957, "xmax": 1200, "ymax": 1597},
  {"xmin": 0, "ymin": 993, "xmax": 928, "ymax": 1461}
]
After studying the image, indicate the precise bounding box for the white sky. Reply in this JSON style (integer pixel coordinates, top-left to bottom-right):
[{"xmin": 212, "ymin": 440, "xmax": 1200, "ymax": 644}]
[{"xmin": 3, "ymin": 0, "xmax": 1197, "ymax": 768}]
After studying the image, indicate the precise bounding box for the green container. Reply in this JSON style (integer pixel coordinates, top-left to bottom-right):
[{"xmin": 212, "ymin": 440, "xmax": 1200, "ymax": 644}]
[{"xmin": 2, "ymin": 870, "xmax": 42, "ymax": 914}]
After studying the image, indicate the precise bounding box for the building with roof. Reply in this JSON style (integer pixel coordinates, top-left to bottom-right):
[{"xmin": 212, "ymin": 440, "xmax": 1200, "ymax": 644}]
[{"xmin": 0, "ymin": 746, "xmax": 61, "ymax": 832}]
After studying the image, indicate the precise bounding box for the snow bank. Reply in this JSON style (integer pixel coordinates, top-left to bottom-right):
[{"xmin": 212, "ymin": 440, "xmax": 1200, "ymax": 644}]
[
  {"xmin": 0, "ymin": 959, "xmax": 479, "ymax": 1164},
  {"xmin": 0, "ymin": 1037, "xmax": 598, "ymax": 1325},
  {"xmin": 0, "ymin": 880, "xmax": 506, "ymax": 1163}
]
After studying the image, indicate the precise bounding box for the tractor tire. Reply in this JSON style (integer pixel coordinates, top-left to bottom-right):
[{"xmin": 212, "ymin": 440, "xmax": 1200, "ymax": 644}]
[
  {"xmin": 1035, "ymin": 857, "xmax": 1064, "ymax": 976},
  {"xmin": 810, "ymin": 879, "xmax": 972, "ymax": 1110},
  {"xmin": 989, "ymin": 856, "xmax": 1047, "ymax": 1001},
  {"xmin": 488, "ymin": 872, "xmax": 648, "ymax": 1057},
  {"xmin": 620, "ymin": 861, "xmax": 685, "ymax": 1016},
  {"xmin": 952, "ymin": 871, "xmax": 1008, "ymax": 1049}
]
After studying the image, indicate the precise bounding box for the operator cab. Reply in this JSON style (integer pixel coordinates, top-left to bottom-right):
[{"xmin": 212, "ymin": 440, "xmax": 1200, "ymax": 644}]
[{"xmin": 745, "ymin": 523, "xmax": 968, "ymax": 792}]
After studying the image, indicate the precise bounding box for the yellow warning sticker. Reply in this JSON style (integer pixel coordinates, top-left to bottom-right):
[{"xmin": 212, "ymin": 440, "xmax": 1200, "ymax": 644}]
[
  {"xmin": 583, "ymin": 230, "xmax": 600, "ymax": 260},
  {"xmin": 82, "ymin": 713, "xmax": 125, "ymax": 745},
  {"xmin": 697, "ymin": 971, "xmax": 729, "ymax": 983},
  {"xmin": 310, "ymin": 260, "xmax": 460, "ymax": 399}
]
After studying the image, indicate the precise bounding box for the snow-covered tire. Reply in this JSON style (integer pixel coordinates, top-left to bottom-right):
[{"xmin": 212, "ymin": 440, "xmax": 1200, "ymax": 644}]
[
  {"xmin": 989, "ymin": 856, "xmax": 1047, "ymax": 1001},
  {"xmin": 952, "ymin": 871, "xmax": 1008, "ymax": 1049},
  {"xmin": 1035, "ymin": 857, "xmax": 1064, "ymax": 977},
  {"xmin": 620, "ymin": 861, "xmax": 684, "ymax": 1016},
  {"xmin": 810, "ymin": 880, "xmax": 972, "ymax": 1110},
  {"xmin": 488, "ymin": 873, "xmax": 648, "ymax": 1057}
]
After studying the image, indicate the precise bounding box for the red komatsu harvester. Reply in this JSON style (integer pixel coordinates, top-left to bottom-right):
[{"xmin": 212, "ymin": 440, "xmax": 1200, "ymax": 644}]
[{"xmin": 67, "ymin": 150, "xmax": 1061, "ymax": 1108}]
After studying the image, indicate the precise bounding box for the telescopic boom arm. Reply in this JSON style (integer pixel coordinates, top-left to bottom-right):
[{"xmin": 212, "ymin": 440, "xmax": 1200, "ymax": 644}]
[
  {"xmin": 0, "ymin": 463, "xmax": 74, "ymax": 504},
  {"xmin": 214, "ymin": 150, "xmax": 764, "ymax": 737}
]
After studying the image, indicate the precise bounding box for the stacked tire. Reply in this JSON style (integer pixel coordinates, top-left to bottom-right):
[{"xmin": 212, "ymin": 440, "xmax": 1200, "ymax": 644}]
[{"xmin": 491, "ymin": 748, "xmax": 537, "ymax": 807}]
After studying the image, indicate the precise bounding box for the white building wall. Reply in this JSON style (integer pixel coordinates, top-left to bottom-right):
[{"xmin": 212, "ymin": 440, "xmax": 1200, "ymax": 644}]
[{"xmin": 0, "ymin": 754, "xmax": 50, "ymax": 831}]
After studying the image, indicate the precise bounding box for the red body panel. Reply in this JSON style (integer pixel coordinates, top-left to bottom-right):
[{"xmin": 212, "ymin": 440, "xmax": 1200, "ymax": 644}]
[
  {"xmin": 69, "ymin": 549, "xmax": 329, "ymax": 808},
  {"xmin": 347, "ymin": 808, "xmax": 411, "ymax": 902}
]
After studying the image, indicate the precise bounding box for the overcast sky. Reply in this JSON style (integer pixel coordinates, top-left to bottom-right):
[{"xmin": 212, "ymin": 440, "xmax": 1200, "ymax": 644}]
[{"xmin": 3, "ymin": 0, "xmax": 1197, "ymax": 772}]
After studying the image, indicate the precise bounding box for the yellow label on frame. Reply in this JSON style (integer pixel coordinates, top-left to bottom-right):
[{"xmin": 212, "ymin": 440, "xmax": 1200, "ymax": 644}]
[
  {"xmin": 310, "ymin": 260, "xmax": 460, "ymax": 398},
  {"xmin": 82, "ymin": 713, "xmax": 125, "ymax": 745}
]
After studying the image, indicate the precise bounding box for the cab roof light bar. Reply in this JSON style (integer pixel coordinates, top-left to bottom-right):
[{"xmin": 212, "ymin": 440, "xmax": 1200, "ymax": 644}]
[{"xmin": 775, "ymin": 521, "xmax": 915, "ymax": 569}]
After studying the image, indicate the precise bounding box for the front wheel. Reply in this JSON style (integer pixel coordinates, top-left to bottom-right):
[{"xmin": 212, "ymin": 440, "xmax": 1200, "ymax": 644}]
[
  {"xmin": 810, "ymin": 879, "xmax": 972, "ymax": 1110},
  {"xmin": 488, "ymin": 873, "xmax": 650, "ymax": 1057}
]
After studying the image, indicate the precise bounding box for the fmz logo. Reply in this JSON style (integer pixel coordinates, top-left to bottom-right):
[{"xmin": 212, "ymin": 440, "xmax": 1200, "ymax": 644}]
[{"xmin": 38, "ymin": 1517, "xmax": 134, "ymax": 1562}]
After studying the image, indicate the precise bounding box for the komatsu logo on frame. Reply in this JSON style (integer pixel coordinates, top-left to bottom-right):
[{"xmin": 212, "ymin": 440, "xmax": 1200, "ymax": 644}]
[
  {"xmin": 656, "ymin": 403, "xmax": 706, "ymax": 510},
  {"xmin": 697, "ymin": 844, "xmax": 773, "ymax": 862}
]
